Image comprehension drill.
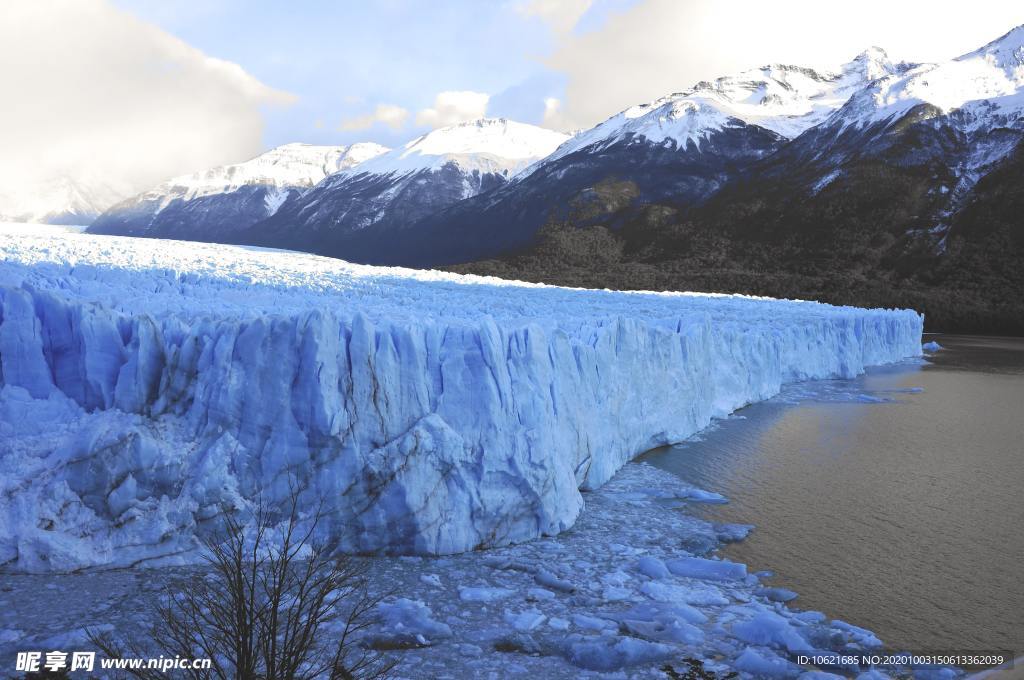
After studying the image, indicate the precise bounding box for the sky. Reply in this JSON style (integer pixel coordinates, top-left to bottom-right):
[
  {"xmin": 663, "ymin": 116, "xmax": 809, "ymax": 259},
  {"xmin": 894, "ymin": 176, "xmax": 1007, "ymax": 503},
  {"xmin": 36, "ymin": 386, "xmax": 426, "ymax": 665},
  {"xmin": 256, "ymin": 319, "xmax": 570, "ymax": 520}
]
[{"xmin": 2, "ymin": 0, "xmax": 1023, "ymax": 200}]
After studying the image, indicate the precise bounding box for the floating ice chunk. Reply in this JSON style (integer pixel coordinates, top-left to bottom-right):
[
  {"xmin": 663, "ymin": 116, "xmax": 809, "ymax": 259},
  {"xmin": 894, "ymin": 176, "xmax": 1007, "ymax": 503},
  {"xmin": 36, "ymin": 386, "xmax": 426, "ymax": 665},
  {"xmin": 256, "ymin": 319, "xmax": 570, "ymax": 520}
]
[
  {"xmin": 854, "ymin": 393, "xmax": 891, "ymax": 403},
  {"xmin": 615, "ymin": 601, "xmax": 707, "ymax": 629},
  {"xmin": 572, "ymin": 614, "xmax": 616, "ymax": 631},
  {"xmin": 563, "ymin": 634, "xmax": 674, "ymax": 671},
  {"xmin": 665, "ymin": 556, "xmax": 747, "ymax": 581},
  {"xmin": 419, "ymin": 573, "xmax": 442, "ymax": 588},
  {"xmin": 756, "ymin": 586, "xmax": 799, "ymax": 603},
  {"xmin": 601, "ymin": 586, "xmax": 632, "ymax": 601},
  {"xmin": 639, "ymin": 583, "xmax": 712, "ymax": 621},
  {"xmin": 922, "ymin": 341, "xmax": 943, "ymax": 352},
  {"xmin": 677, "ymin": 582, "xmax": 730, "ymax": 606},
  {"xmin": 374, "ymin": 598, "xmax": 452, "ymax": 647},
  {"xmin": 622, "ymin": 616, "xmax": 704, "ymax": 645},
  {"xmin": 733, "ymin": 647, "xmax": 802, "ymax": 678},
  {"xmin": 526, "ymin": 587, "xmax": 556, "ymax": 601},
  {"xmin": 636, "ymin": 556, "xmax": 671, "ymax": 580},
  {"xmin": 732, "ymin": 610, "xmax": 812, "ymax": 653},
  {"xmin": 504, "ymin": 608, "xmax": 547, "ymax": 632},
  {"xmin": 830, "ymin": 619, "xmax": 882, "ymax": 648},
  {"xmin": 715, "ymin": 523, "xmax": 753, "ymax": 542},
  {"xmin": 548, "ymin": 617, "xmax": 570, "ymax": 631},
  {"xmin": 535, "ymin": 568, "xmax": 575, "ymax": 593},
  {"xmin": 458, "ymin": 586, "xmax": 514, "ymax": 602},
  {"xmin": 794, "ymin": 611, "xmax": 827, "ymax": 624},
  {"xmin": 484, "ymin": 557, "xmax": 536, "ymax": 574},
  {"xmin": 601, "ymin": 569, "xmax": 631, "ymax": 586},
  {"xmin": 456, "ymin": 643, "xmax": 483, "ymax": 657},
  {"xmin": 682, "ymin": 488, "xmax": 728, "ymax": 504}
]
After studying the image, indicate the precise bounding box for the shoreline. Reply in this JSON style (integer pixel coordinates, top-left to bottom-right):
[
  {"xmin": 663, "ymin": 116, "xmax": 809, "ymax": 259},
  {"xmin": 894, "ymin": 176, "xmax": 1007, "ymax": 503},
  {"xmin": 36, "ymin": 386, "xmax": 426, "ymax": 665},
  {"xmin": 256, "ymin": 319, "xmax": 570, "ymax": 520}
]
[{"xmin": 0, "ymin": 461, "xmax": 960, "ymax": 679}]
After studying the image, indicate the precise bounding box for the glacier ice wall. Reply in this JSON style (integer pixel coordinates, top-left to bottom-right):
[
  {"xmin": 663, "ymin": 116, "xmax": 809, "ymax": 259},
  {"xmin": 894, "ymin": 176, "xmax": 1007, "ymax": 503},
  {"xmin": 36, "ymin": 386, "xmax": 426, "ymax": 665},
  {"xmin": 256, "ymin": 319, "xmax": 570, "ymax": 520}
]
[{"xmin": 0, "ymin": 226, "xmax": 923, "ymax": 572}]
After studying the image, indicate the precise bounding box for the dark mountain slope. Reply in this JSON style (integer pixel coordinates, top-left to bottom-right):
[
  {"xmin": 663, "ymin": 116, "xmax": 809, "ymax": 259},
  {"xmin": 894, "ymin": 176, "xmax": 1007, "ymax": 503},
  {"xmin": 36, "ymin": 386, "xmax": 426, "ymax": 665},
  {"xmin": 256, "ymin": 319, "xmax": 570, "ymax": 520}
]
[
  {"xmin": 450, "ymin": 126, "xmax": 1024, "ymax": 334},
  {"xmin": 350, "ymin": 126, "xmax": 785, "ymax": 266}
]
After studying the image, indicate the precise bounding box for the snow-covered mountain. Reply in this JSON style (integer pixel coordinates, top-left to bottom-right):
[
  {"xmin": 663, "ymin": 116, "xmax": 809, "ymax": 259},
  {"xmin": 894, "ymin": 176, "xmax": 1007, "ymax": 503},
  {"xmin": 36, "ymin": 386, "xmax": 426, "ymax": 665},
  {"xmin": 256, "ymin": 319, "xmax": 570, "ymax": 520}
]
[
  {"xmin": 235, "ymin": 119, "xmax": 568, "ymax": 256},
  {"xmin": 734, "ymin": 25, "xmax": 1024, "ymax": 247},
  {"xmin": 78, "ymin": 24, "xmax": 1024, "ymax": 327},
  {"xmin": 836, "ymin": 26, "xmax": 1024, "ymax": 129},
  {"xmin": 356, "ymin": 117, "xmax": 569, "ymax": 178},
  {"xmin": 446, "ymin": 27, "xmax": 1024, "ymax": 335},
  {"xmin": 153, "ymin": 141, "xmax": 388, "ymax": 202},
  {"xmin": 0, "ymin": 174, "xmax": 129, "ymax": 225},
  {"xmin": 359, "ymin": 50, "xmax": 914, "ymax": 267},
  {"xmin": 88, "ymin": 142, "xmax": 388, "ymax": 240},
  {"xmin": 532, "ymin": 48, "xmax": 913, "ymax": 171}
]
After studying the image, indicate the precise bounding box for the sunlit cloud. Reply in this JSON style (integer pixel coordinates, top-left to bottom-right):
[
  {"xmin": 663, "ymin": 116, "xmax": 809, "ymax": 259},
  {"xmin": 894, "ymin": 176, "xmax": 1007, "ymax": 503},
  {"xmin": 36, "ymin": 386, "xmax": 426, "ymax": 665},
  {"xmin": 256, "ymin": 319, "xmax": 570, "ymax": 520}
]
[
  {"xmin": 415, "ymin": 91, "xmax": 490, "ymax": 128},
  {"xmin": 339, "ymin": 104, "xmax": 411, "ymax": 131},
  {"xmin": 0, "ymin": 0, "xmax": 293, "ymax": 203},
  {"xmin": 516, "ymin": 0, "xmax": 595, "ymax": 34},
  {"xmin": 543, "ymin": 0, "xmax": 1024, "ymax": 131}
]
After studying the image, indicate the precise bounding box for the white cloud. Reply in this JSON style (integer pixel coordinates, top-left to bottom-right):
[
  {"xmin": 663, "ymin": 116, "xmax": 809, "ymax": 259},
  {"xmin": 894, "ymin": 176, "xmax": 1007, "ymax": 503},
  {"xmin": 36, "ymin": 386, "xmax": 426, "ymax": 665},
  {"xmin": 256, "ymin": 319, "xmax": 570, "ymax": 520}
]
[
  {"xmin": 541, "ymin": 96, "xmax": 570, "ymax": 131},
  {"xmin": 544, "ymin": 0, "xmax": 1024, "ymax": 131},
  {"xmin": 516, "ymin": 0, "xmax": 594, "ymax": 34},
  {"xmin": 0, "ymin": 0, "xmax": 292, "ymax": 205},
  {"xmin": 339, "ymin": 104, "xmax": 410, "ymax": 131},
  {"xmin": 415, "ymin": 91, "xmax": 490, "ymax": 128}
]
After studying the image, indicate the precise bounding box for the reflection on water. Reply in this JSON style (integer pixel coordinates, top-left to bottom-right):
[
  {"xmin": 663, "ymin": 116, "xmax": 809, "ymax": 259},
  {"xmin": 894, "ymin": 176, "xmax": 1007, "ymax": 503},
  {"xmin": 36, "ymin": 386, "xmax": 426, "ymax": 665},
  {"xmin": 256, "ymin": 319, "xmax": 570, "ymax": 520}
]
[{"xmin": 639, "ymin": 335, "xmax": 1024, "ymax": 654}]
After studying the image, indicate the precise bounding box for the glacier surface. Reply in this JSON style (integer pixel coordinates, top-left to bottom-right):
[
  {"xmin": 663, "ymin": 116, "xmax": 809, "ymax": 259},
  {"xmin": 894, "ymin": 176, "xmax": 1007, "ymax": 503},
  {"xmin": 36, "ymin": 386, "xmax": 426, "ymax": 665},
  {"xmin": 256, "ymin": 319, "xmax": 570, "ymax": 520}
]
[{"xmin": 0, "ymin": 224, "xmax": 922, "ymax": 572}]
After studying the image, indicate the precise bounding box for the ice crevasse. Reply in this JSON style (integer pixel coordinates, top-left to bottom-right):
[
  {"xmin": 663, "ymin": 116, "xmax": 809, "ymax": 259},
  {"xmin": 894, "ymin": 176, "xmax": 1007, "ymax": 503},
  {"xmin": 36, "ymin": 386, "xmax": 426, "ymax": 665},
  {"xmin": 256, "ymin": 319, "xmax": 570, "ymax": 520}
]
[{"xmin": 0, "ymin": 225, "xmax": 923, "ymax": 571}]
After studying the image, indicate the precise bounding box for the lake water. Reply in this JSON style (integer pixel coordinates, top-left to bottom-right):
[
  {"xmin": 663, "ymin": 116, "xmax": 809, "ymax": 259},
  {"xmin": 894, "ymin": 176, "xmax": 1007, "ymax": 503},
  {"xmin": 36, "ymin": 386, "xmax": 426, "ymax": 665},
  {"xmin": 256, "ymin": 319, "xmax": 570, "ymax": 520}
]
[{"xmin": 639, "ymin": 335, "xmax": 1024, "ymax": 657}]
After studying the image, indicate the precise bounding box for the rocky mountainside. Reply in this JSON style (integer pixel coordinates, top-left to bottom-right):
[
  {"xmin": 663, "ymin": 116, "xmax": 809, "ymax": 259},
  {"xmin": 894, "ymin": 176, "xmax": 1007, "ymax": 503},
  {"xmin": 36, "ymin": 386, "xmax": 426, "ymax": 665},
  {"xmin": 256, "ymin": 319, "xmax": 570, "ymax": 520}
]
[
  {"xmin": 88, "ymin": 142, "xmax": 388, "ymax": 241},
  {"xmin": 450, "ymin": 28, "xmax": 1024, "ymax": 334},
  {"xmin": 354, "ymin": 50, "xmax": 914, "ymax": 267}
]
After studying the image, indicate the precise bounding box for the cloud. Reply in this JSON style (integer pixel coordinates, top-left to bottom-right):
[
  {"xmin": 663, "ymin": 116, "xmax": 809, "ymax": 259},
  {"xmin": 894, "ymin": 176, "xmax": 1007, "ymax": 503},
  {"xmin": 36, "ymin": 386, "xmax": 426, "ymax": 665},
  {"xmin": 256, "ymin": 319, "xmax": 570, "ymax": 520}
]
[
  {"xmin": 415, "ymin": 91, "xmax": 490, "ymax": 128},
  {"xmin": 339, "ymin": 104, "xmax": 410, "ymax": 131},
  {"xmin": 516, "ymin": 0, "xmax": 595, "ymax": 34},
  {"xmin": 487, "ymin": 71, "xmax": 567, "ymax": 126},
  {"xmin": 543, "ymin": 0, "xmax": 1024, "ymax": 131},
  {"xmin": 0, "ymin": 0, "xmax": 292, "ymax": 204},
  {"xmin": 541, "ymin": 97, "xmax": 572, "ymax": 131}
]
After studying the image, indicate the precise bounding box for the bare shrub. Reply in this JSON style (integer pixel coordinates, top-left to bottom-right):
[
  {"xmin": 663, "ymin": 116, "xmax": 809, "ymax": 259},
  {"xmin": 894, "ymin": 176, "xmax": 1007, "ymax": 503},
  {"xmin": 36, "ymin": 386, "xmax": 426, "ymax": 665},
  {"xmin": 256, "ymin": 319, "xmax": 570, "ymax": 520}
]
[{"xmin": 90, "ymin": 496, "xmax": 394, "ymax": 680}]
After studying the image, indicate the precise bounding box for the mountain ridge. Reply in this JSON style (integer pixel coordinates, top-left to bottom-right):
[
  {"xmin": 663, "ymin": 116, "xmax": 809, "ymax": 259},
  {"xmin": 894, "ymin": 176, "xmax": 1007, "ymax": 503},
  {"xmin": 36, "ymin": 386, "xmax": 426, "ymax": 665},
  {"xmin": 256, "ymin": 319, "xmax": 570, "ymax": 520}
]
[
  {"xmin": 223, "ymin": 119, "xmax": 569, "ymax": 253},
  {"xmin": 84, "ymin": 26, "xmax": 1024, "ymax": 332},
  {"xmin": 88, "ymin": 141, "xmax": 389, "ymax": 241}
]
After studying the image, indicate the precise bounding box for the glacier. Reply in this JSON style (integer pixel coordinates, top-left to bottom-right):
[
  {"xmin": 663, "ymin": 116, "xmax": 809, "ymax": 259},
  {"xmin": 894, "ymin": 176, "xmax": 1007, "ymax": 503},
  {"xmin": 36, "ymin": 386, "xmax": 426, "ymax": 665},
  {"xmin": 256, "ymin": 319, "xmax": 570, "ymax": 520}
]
[{"xmin": 0, "ymin": 224, "xmax": 923, "ymax": 572}]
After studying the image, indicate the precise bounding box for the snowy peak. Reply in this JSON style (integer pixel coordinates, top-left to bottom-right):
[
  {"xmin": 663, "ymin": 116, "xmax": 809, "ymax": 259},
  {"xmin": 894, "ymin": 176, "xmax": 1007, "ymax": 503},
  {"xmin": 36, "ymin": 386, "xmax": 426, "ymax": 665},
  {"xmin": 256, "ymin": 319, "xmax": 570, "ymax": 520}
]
[
  {"xmin": 536, "ymin": 49, "xmax": 910, "ymax": 169},
  {"xmin": 846, "ymin": 46, "xmax": 904, "ymax": 82},
  {"xmin": 831, "ymin": 27, "xmax": 1024, "ymax": 129},
  {"xmin": 89, "ymin": 141, "xmax": 390, "ymax": 239},
  {"xmin": 150, "ymin": 142, "xmax": 389, "ymax": 202},
  {"xmin": 350, "ymin": 118, "xmax": 570, "ymax": 178},
  {"xmin": 958, "ymin": 24, "xmax": 1024, "ymax": 77}
]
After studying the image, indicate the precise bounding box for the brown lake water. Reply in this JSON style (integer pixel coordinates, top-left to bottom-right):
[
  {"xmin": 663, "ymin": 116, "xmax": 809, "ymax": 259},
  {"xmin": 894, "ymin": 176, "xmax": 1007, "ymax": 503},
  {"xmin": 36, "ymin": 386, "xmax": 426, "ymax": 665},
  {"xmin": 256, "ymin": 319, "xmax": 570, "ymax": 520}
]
[{"xmin": 640, "ymin": 335, "xmax": 1024, "ymax": 657}]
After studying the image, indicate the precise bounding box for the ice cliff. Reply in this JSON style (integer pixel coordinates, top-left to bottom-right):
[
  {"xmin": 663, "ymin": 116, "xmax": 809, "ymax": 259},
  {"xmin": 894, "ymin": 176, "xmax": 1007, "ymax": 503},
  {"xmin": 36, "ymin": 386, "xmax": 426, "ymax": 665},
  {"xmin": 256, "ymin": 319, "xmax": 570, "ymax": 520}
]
[{"xmin": 0, "ymin": 224, "xmax": 923, "ymax": 572}]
